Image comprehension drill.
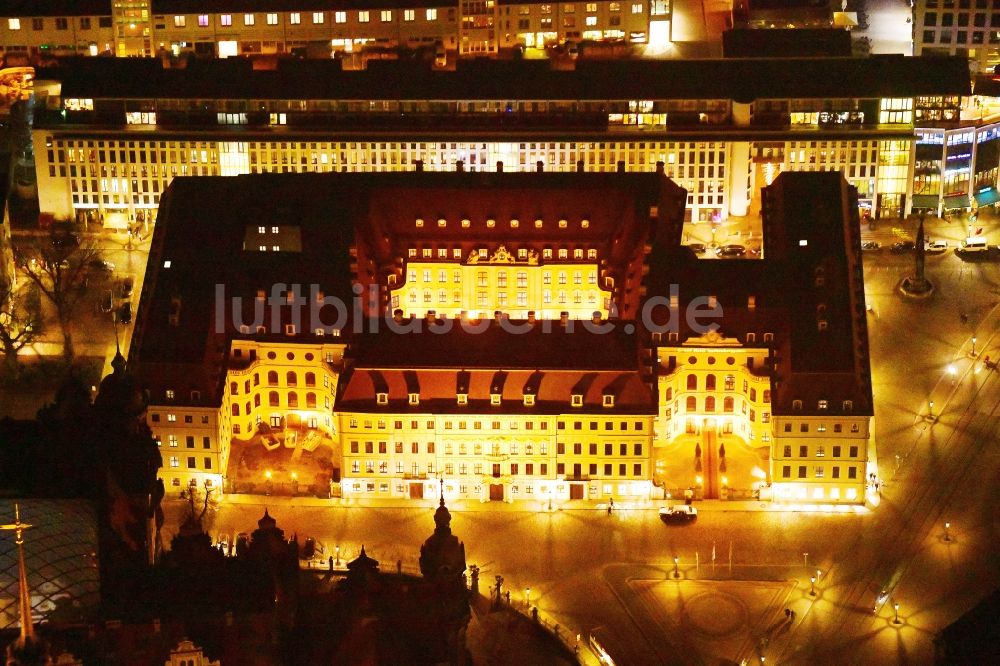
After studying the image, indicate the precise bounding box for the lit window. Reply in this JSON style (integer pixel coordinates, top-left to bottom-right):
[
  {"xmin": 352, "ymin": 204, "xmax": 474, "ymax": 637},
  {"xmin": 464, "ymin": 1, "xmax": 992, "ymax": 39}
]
[
  {"xmin": 381, "ymin": 10, "xmax": 393, "ymax": 22},
  {"xmin": 405, "ymin": 9, "xmax": 415, "ymax": 21},
  {"xmin": 427, "ymin": 9, "xmax": 438, "ymax": 20},
  {"xmin": 267, "ymin": 13, "xmax": 278, "ymax": 25},
  {"xmin": 290, "ymin": 12, "xmax": 301, "ymax": 24},
  {"xmin": 313, "ymin": 12, "xmax": 324, "ymax": 24},
  {"xmin": 587, "ymin": 2, "xmax": 598, "ymax": 10},
  {"xmin": 359, "ymin": 11, "xmax": 370, "ymax": 23},
  {"xmin": 244, "ymin": 13, "xmax": 255, "ymax": 26},
  {"xmin": 173, "ymin": 15, "xmax": 185, "ymax": 27},
  {"xmin": 220, "ymin": 14, "xmax": 232, "ymax": 26},
  {"xmin": 8, "ymin": 18, "xmax": 20, "ymax": 30},
  {"xmin": 586, "ymin": 16, "xmax": 597, "ymax": 26},
  {"xmin": 632, "ymin": 3, "xmax": 644, "ymax": 13},
  {"xmin": 198, "ymin": 15, "xmax": 209, "ymax": 27},
  {"xmin": 335, "ymin": 11, "xmax": 347, "ymax": 23}
]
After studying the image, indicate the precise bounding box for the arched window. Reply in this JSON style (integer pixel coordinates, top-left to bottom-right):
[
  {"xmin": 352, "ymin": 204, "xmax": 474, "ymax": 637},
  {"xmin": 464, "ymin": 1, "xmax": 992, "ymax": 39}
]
[
  {"xmin": 286, "ymin": 371, "xmax": 297, "ymax": 386},
  {"xmin": 305, "ymin": 372, "xmax": 316, "ymax": 387},
  {"xmin": 230, "ymin": 381, "xmax": 238, "ymax": 395},
  {"xmin": 665, "ymin": 387, "xmax": 673, "ymax": 401},
  {"xmin": 268, "ymin": 391, "xmax": 279, "ymax": 407},
  {"xmin": 686, "ymin": 374, "xmax": 697, "ymax": 391},
  {"xmin": 686, "ymin": 396, "xmax": 697, "ymax": 411},
  {"xmin": 288, "ymin": 392, "xmax": 299, "ymax": 408},
  {"xmin": 705, "ymin": 396, "xmax": 716, "ymax": 412},
  {"xmin": 723, "ymin": 397, "xmax": 734, "ymax": 413},
  {"xmin": 267, "ymin": 371, "xmax": 278, "ymax": 385},
  {"xmin": 231, "ymin": 404, "xmax": 239, "ymax": 416},
  {"xmin": 254, "ymin": 394, "xmax": 261, "ymax": 407},
  {"xmin": 306, "ymin": 392, "xmax": 316, "ymax": 408},
  {"xmin": 706, "ymin": 374, "xmax": 716, "ymax": 391}
]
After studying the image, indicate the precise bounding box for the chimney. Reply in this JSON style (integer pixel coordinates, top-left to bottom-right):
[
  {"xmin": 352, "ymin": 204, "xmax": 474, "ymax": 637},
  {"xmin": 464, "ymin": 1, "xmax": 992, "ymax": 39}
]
[
  {"xmin": 655, "ymin": 161, "xmax": 664, "ymax": 174},
  {"xmin": 617, "ymin": 161, "xmax": 625, "ymax": 173},
  {"xmin": 456, "ymin": 160, "xmax": 464, "ymax": 172},
  {"xmin": 497, "ymin": 161, "xmax": 503, "ymax": 172},
  {"xmin": 536, "ymin": 160, "xmax": 544, "ymax": 173},
  {"xmin": 414, "ymin": 159, "xmax": 424, "ymax": 172},
  {"xmin": 577, "ymin": 160, "xmax": 585, "ymax": 173}
]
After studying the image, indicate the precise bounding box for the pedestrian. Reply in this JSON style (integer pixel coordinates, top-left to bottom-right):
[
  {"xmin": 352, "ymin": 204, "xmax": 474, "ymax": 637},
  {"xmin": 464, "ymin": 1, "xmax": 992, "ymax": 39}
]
[
  {"xmin": 505, "ymin": 590, "xmax": 510, "ymax": 605},
  {"xmin": 328, "ymin": 555, "xmax": 334, "ymax": 571},
  {"xmin": 608, "ymin": 497, "xmax": 614, "ymax": 515}
]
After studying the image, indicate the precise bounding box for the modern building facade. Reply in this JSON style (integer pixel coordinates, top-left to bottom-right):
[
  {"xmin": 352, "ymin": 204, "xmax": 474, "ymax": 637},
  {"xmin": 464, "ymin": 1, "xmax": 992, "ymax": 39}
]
[
  {"xmin": 133, "ymin": 169, "xmax": 873, "ymax": 504},
  {"xmin": 28, "ymin": 55, "xmax": 969, "ymax": 235},
  {"xmin": 0, "ymin": 0, "xmax": 649, "ymax": 59},
  {"xmin": 914, "ymin": 0, "xmax": 1000, "ymax": 74}
]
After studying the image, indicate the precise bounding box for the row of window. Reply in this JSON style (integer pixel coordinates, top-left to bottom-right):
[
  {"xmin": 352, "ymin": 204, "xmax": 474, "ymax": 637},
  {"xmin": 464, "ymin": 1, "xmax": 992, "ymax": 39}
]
[
  {"xmin": 151, "ymin": 412, "xmax": 209, "ymax": 424},
  {"xmin": 166, "ymin": 455, "xmax": 214, "ymax": 471},
  {"xmin": 231, "ymin": 391, "xmax": 328, "ymax": 414},
  {"xmin": 670, "ymin": 374, "xmax": 772, "ymax": 399},
  {"xmin": 6, "ymin": 17, "xmax": 111, "ymax": 31},
  {"xmin": 348, "ymin": 459, "xmax": 643, "ymax": 476},
  {"xmin": 780, "ymin": 465, "xmax": 860, "ymax": 480},
  {"xmin": 348, "ymin": 440, "xmax": 643, "ymax": 455},
  {"xmin": 781, "ymin": 421, "xmax": 861, "ymax": 434},
  {"xmin": 668, "ymin": 396, "xmax": 769, "ymax": 420},
  {"xmin": 155, "ymin": 435, "xmax": 212, "ymax": 449},
  {"xmin": 781, "ymin": 444, "xmax": 861, "ymax": 458},
  {"xmin": 407, "ymin": 267, "xmax": 599, "ymax": 283},
  {"xmin": 346, "ymin": 417, "xmax": 646, "ymax": 431}
]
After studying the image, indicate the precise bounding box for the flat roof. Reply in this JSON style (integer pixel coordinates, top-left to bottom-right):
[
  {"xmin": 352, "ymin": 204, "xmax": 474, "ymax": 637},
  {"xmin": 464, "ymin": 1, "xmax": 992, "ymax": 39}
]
[{"xmin": 41, "ymin": 54, "xmax": 971, "ymax": 103}]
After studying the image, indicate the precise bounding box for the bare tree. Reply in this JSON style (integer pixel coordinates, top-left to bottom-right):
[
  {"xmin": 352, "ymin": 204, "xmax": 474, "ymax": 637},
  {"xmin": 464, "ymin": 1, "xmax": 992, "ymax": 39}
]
[
  {"xmin": 17, "ymin": 234, "xmax": 101, "ymax": 362},
  {"xmin": 0, "ymin": 273, "xmax": 41, "ymax": 374}
]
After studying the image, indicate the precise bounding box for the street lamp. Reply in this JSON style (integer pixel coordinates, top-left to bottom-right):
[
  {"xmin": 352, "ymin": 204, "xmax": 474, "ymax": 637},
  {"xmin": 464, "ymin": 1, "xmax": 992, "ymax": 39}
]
[
  {"xmin": 673, "ymin": 556, "xmax": 680, "ymax": 579},
  {"xmin": 971, "ymin": 336, "xmax": 978, "ymax": 358},
  {"xmin": 948, "ymin": 365, "xmax": 957, "ymax": 386},
  {"xmin": 893, "ymin": 602, "xmax": 901, "ymax": 625},
  {"xmin": 335, "ymin": 545, "xmax": 341, "ymax": 567},
  {"xmin": 525, "ymin": 587, "xmax": 531, "ymax": 608},
  {"xmin": 943, "ymin": 521, "xmax": 953, "ymax": 543},
  {"xmin": 926, "ymin": 400, "xmax": 935, "ymax": 422},
  {"xmin": 809, "ymin": 576, "xmax": 816, "ymax": 596}
]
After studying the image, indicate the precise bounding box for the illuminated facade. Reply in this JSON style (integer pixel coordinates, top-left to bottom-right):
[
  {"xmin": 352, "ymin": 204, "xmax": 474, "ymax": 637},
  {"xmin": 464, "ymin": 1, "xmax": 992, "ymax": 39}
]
[
  {"xmin": 914, "ymin": 0, "xmax": 1000, "ymax": 74},
  {"xmin": 0, "ymin": 0, "xmax": 647, "ymax": 59}
]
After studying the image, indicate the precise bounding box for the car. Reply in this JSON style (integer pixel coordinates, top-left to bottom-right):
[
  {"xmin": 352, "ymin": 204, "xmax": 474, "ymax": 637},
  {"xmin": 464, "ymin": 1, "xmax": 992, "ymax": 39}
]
[
  {"xmin": 565, "ymin": 40, "xmax": 579, "ymax": 59},
  {"xmin": 924, "ymin": 239, "xmax": 948, "ymax": 253},
  {"xmin": 87, "ymin": 258, "xmax": 115, "ymax": 273},
  {"xmin": 99, "ymin": 290, "xmax": 113, "ymax": 314},
  {"xmin": 117, "ymin": 301, "xmax": 132, "ymax": 325},
  {"xmin": 861, "ymin": 241, "xmax": 881, "ymax": 251},
  {"xmin": 433, "ymin": 41, "xmax": 447, "ymax": 68},
  {"xmin": 119, "ymin": 276, "xmax": 134, "ymax": 299},
  {"xmin": 686, "ymin": 242, "xmax": 707, "ymax": 255},
  {"xmin": 889, "ymin": 240, "xmax": 916, "ymax": 254},
  {"xmin": 716, "ymin": 244, "xmax": 747, "ymax": 258},
  {"xmin": 957, "ymin": 236, "xmax": 990, "ymax": 253},
  {"xmin": 658, "ymin": 505, "xmax": 698, "ymax": 524},
  {"xmin": 50, "ymin": 233, "xmax": 79, "ymax": 249}
]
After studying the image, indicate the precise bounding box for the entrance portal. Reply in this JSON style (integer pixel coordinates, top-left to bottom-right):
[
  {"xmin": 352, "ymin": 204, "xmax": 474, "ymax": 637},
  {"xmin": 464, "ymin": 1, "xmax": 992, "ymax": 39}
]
[
  {"xmin": 489, "ymin": 484, "xmax": 505, "ymax": 501},
  {"xmin": 409, "ymin": 483, "xmax": 424, "ymax": 499},
  {"xmin": 570, "ymin": 483, "xmax": 584, "ymax": 500}
]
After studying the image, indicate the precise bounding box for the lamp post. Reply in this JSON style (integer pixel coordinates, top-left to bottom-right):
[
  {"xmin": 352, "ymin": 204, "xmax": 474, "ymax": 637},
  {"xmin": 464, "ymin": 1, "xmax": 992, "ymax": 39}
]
[
  {"xmin": 971, "ymin": 336, "xmax": 978, "ymax": 358},
  {"xmin": 943, "ymin": 521, "xmax": 953, "ymax": 543},
  {"xmin": 809, "ymin": 575, "xmax": 816, "ymax": 596},
  {"xmin": 673, "ymin": 556, "xmax": 680, "ymax": 579},
  {"xmin": 948, "ymin": 364, "xmax": 957, "ymax": 386},
  {"xmin": 335, "ymin": 545, "xmax": 341, "ymax": 567},
  {"xmin": 926, "ymin": 400, "xmax": 936, "ymax": 422},
  {"xmin": 893, "ymin": 602, "xmax": 901, "ymax": 625},
  {"xmin": 525, "ymin": 586, "xmax": 531, "ymax": 608}
]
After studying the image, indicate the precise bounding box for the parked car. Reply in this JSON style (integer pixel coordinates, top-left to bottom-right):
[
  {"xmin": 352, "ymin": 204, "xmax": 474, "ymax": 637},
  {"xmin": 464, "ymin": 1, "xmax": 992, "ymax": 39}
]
[
  {"xmin": 889, "ymin": 240, "xmax": 916, "ymax": 254},
  {"xmin": 686, "ymin": 242, "xmax": 707, "ymax": 255},
  {"xmin": 99, "ymin": 290, "xmax": 113, "ymax": 313},
  {"xmin": 861, "ymin": 241, "xmax": 881, "ymax": 251},
  {"xmin": 433, "ymin": 41, "xmax": 447, "ymax": 68},
  {"xmin": 957, "ymin": 236, "xmax": 990, "ymax": 253},
  {"xmin": 117, "ymin": 301, "xmax": 132, "ymax": 325},
  {"xmin": 658, "ymin": 505, "xmax": 698, "ymax": 524},
  {"xmin": 716, "ymin": 244, "xmax": 747, "ymax": 258},
  {"xmin": 119, "ymin": 276, "xmax": 134, "ymax": 299},
  {"xmin": 50, "ymin": 232, "xmax": 79, "ymax": 249},
  {"xmin": 87, "ymin": 258, "xmax": 115, "ymax": 273},
  {"xmin": 924, "ymin": 239, "xmax": 948, "ymax": 253}
]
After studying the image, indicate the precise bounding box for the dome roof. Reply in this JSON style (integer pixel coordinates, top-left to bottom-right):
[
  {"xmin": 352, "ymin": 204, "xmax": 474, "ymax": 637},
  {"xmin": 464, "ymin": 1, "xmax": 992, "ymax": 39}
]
[{"xmin": 94, "ymin": 350, "xmax": 147, "ymax": 418}]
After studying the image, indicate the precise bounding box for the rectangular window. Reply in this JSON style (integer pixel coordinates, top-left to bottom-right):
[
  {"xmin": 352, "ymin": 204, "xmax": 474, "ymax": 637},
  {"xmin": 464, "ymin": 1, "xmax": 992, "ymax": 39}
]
[
  {"xmin": 198, "ymin": 14, "xmax": 209, "ymax": 27},
  {"xmin": 55, "ymin": 17, "xmax": 69, "ymax": 30},
  {"xmin": 381, "ymin": 10, "xmax": 393, "ymax": 22},
  {"xmin": 427, "ymin": 8, "xmax": 438, "ymax": 20},
  {"xmin": 632, "ymin": 3, "xmax": 644, "ymax": 13},
  {"xmin": 174, "ymin": 15, "xmax": 186, "ymax": 27},
  {"xmin": 782, "ymin": 465, "xmax": 790, "ymax": 478},
  {"xmin": 244, "ymin": 13, "xmax": 255, "ymax": 25},
  {"xmin": 290, "ymin": 12, "xmax": 301, "ymax": 24},
  {"xmin": 405, "ymin": 9, "xmax": 415, "ymax": 21},
  {"xmin": 359, "ymin": 11, "xmax": 370, "ymax": 23},
  {"xmin": 220, "ymin": 14, "xmax": 232, "ymax": 26},
  {"xmin": 7, "ymin": 18, "xmax": 20, "ymax": 30},
  {"xmin": 267, "ymin": 13, "xmax": 279, "ymax": 25},
  {"xmin": 187, "ymin": 456, "xmax": 197, "ymax": 469},
  {"xmin": 335, "ymin": 11, "xmax": 347, "ymax": 23},
  {"xmin": 313, "ymin": 12, "xmax": 324, "ymax": 24}
]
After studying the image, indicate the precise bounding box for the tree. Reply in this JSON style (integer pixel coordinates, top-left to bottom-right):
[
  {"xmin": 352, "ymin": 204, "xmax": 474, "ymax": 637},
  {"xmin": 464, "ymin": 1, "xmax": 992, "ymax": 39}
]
[
  {"xmin": 0, "ymin": 273, "xmax": 41, "ymax": 375},
  {"xmin": 17, "ymin": 235, "xmax": 101, "ymax": 362}
]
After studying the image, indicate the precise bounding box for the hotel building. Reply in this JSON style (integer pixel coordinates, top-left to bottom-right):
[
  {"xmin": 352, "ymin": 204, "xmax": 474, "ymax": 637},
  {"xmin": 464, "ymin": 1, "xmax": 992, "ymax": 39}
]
[
  {"xmin": 132, "ymin": 169, "xmax": 872, "ymax": 504},
  {"xmin": 28, "ymin": 54, "xmax": 968, "ymax": 233}
]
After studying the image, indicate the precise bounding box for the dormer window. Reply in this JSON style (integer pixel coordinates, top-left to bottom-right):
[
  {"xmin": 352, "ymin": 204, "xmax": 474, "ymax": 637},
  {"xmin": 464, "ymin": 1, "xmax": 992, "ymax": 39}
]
[
  {"xmin": 491, "ymin": 393, "xmax": 501, "ymax": 405},
  {"xmin": 376, "ymin": 392, "xmax": 388, "ymax": 405},
  {"xmin": 438, "ymin": 218, "xmax": 447, "ymax": 228},
  {"xmin": 457, "ymin": 393, "xmax": 468, "ymax": 405},
  {"xmin": 523, "ymin": 394, "xmax": 535, "ymax": 406},
  {"xmin": 792, "ymin": 399, "xmax": 803, "ymax": 411},
  {"xmin": 415, "ymin": 218, "xmax": 424, "ymax": 227},
  {"xmin": 818, "ymin": 400, "xmax": 828, "ymax": 410},
  {"xmin": 842, "ymin": 400, "xmax": 853, "ymax": 411},
  {"xmin": 571, "ymin": 394, "xmax": 583, "ymax": 407},
  {"xmin": 408, "ymin": 392, "xmax": 420, "ymax": 405},
  {"xmin": 602, "ymin": 395, "xmax": 614, "ymax": 408},
  {"xmin": 284, "ymin": 324, "xmax": 296, "ymax": 335},
  {"xmin": 166, "ymin": 390, "xmax": 175, "ymax": 400},
  {"xmin": 239, "ymin": 324, "xmax": 250, "ymax": 334},
  {"xmin": 763, "ymin": 332, "xmax": 774, "ymax": 342}
]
